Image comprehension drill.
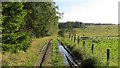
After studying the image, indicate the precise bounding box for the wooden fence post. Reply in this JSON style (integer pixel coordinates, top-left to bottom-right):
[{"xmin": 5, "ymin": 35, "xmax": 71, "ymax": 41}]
[
  {"xmin": 83, "ymin": 41, "xmax": 85, "ymax": 46},
  {"xmin": 83, "ymin": 41, "xmax": 86, "ymax": 52},
  {"xmin": 91, "ymin": 44, "xmax": 94, "ymax": 53},
  {"xmin": 107, "ymin": 49, "xmax": 110, "ymax": 65},
  {"xmin": 107, "ymin": 49, "xmax": 110, "ymax": 61}
]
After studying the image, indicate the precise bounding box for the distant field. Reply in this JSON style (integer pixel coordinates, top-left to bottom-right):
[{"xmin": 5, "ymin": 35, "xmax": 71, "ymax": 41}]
[
  {"xmin": 74, "ymin": 25, "xmax": 118, "ymax": 37},
  {"xmin": 61, "ymin": 25, "xmax": 119, "ymax": 66}
]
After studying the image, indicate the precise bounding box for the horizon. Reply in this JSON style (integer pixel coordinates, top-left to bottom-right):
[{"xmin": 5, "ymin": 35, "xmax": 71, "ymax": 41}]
[{"xmin": 58, "ymin": 21, "xmax": 117, "ymax": 24}]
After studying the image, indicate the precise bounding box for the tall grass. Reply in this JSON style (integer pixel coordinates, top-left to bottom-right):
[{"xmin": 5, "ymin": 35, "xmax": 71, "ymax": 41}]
[{"xmin": 51, "ymin": 39, "xmax": 64, "ymax": 67}]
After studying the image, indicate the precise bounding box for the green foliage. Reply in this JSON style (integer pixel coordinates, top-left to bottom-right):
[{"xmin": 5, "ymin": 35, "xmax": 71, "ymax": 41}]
[
  {"xmin": 2, "ymin": 3, "xmax": 27, "ymax": 33},
  {"xmin": 2, "ymin": 2, "xmax": 59, "ymax": 53},
  {"xmin": 2, "ymin": 32, "xmax": 31, "ymax": 53},
  {"xmin": 2, "ymin": 2, "xmax": 30, "ymax": 53},
  {"xmin": 58, "ymin": 29, "xmax": 64, "ymax": 37},
  {"xmin": 24, "ymin": 2, "xmax": 59, "ymax": 37},
  {"xmin": 58, "ymin": 21, "xmax": 82, "ymax": 29},
  {"xmin": 0, "ymin": 2, "xmax": 2, "ymax": 24}
]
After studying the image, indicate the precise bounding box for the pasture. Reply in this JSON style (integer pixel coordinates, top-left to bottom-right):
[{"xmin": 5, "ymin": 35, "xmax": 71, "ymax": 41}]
[
  {"xmin": 61, "ymin": 25, "xmax": 119, "ymax": 66},
  {"xmin": 74, "ymin": 25, "xmax": 118, "ymax": 37}
]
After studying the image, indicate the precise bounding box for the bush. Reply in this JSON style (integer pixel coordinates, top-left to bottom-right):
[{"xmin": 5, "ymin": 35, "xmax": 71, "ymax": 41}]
[{"xmin": 2, "ymin": 32, "xmax": 31, "ymax": 53}]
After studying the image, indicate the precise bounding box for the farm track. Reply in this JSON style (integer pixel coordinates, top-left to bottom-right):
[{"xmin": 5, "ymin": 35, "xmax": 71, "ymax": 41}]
[
  {"xmin": 34, "ymin": 39, "xmax": 81, "ymax": 68},
  {"xmin": 34, "ymin": 39, "xmax": 52, "ymax": 68}
]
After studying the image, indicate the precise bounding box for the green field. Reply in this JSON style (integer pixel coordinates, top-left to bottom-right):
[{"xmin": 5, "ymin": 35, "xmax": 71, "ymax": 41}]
[
  {"xmin": 61, "ymin": 25, "xmax": 119, "ymax": 66},
  {"xmin": 61, "ymin": 25, "xmax": 118, "ymax": 37},
  {"xmin": 2, "ymin": 24, "xmax": 119, "ymax": 66}
]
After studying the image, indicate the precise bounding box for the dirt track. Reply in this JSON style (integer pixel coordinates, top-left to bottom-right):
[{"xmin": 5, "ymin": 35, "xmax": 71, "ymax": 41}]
[{"xmin": 34, "ymin": 40, "xmax": 52, "ymax": 67}]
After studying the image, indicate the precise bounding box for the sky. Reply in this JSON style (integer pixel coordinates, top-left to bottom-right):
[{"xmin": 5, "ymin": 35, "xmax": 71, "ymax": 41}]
[{"xmin": 54, "ymin": 0, "xmax": 120, "ymax": 24}]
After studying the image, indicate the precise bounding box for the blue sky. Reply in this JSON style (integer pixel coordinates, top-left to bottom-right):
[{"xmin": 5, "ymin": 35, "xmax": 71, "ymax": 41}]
[{"xmin": 54, "ymin": 0, "xmax": 119, "ymax": 24}]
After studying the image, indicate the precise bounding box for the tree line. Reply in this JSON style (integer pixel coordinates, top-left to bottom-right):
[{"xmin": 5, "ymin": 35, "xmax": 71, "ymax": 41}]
[
  {"xmin": 1, "ymin": 2, "xmax": 60, "ymax": 53},
  {"xmin": 58, "ymin": 21, "xmax": 83, "ymax": 29},
  {"xmin": 58, "ymin": 21, "xmax": 77, "ymax": 38},
  {"xmin": 58, "ymin": 21, "xmax": 115, "ymax": 29}
]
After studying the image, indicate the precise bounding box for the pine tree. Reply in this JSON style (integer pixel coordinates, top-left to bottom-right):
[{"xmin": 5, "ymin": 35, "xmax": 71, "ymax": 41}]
[
  {"xmin": 2, "ymin": 2, "xmax": 59, "ymax": 53},
  {"xmin": 2, "ymin": 2, "xmax": 30, "ymax": 53}
]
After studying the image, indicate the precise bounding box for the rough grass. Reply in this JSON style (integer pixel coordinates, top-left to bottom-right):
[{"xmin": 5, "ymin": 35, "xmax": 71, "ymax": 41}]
[
  {"xmin": 61, "ymin": 25, "xmax": 119, "ymax": 66},
  {"xmin": 61, "ymin": 37, "xmax": 118, "ymax": 66},
  {"xmin": 51, "ymin": 38, "xmax": 64, "ymax": 67},
  {"xmin": 2, "ymin": 35, "xmax": 54, "ymax": 66},
  {"xmin": 74, "ymin": 25, "xmax": 118, "ymax": 37}
]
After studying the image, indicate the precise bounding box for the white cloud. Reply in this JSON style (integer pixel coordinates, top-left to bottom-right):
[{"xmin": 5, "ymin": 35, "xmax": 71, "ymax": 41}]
[{"xmin": 58, "ymin": 0, "xmax": 120, "ymax": 24}]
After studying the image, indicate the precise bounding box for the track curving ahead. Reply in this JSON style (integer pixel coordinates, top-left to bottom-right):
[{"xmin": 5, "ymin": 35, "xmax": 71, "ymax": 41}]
[{"xmin": 35, "ymin": 39, "xmax": 52, "ymax": 68}]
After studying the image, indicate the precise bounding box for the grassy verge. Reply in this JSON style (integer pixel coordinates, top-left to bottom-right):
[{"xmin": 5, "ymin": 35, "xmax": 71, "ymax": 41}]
[
  {"xmin": 2, "ymin": 36, "xmax": 53, "ymax": 66},
  {"xmin": 60, "ymin": 25, "xmax": 119, "ymax": 67},
  {"xmin": 60, "ymin": 36, "xmax": 118, "ymax": 66},
  {"xmin": 51, "ymin": 38, "xmax": 64, "ymax": 67}
]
